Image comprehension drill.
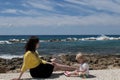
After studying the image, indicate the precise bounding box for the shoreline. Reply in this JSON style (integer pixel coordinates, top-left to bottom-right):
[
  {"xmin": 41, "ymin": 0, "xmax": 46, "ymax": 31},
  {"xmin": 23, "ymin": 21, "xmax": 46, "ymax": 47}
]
[{"xmin": 0, "ymin": 54, "xmax": 120, "ymax": 73}]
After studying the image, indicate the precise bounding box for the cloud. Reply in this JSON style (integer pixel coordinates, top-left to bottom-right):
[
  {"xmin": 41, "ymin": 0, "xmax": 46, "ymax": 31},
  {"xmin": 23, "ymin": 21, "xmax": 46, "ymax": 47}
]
[
  {"xmin": 55, "ymin": 1, "xmax": 95, "ymax": 15},
  {"xmin": 1, "ymin": 9, "xmax": 17, "ymax": 14},
  {"xmin": 0, "ymin": 0, "xmax": 120, "ymax": 28},
  {"xmin": 0, "ymin": 8, "xmax": 43, "ymax": 16},
  {"xmin": 0, "ymin": 13, "xmax": 120, "ymax": 28},
  {"xmin": 25, "ymin": 0, "xmax": 54, "ymax": 11},
  {"xmin": 65, "ymin": 0, "xmax": 120, "ymax": 14}
]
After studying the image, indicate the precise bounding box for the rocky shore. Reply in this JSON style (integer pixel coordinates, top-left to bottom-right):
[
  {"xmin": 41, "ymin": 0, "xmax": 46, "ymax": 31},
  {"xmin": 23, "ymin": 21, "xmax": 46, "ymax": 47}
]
[{"xmin": 0, "ymin": 54, "xmax": 120, "ymax": 73}]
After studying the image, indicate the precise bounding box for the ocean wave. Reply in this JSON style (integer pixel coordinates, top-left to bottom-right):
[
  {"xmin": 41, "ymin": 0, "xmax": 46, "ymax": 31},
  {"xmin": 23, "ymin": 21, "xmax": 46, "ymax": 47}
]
[
  {"xmin": 0, "ymin": 55, "xmax": 23, "ymax": 59},
  {"xmin": 9, "ymin": 38, "xmax": 26, "ymax": 43},
  {"xmin": 79, "ymin": 35, "xmax": 120, "ymax": 41},
  {"xmin": 66, "ymin": 35, "xmax": 120, "ymax": 41},
  {"xmin": 0, "ymin": 38, "xmax": 26, "ymax": 44},
  {"xmin": 0, "ymin": 35, "xmax": 120, "ymax": 44},
  {"xmin": 0, "ymin": 40, "xmax": 12, "ymax": 44}
]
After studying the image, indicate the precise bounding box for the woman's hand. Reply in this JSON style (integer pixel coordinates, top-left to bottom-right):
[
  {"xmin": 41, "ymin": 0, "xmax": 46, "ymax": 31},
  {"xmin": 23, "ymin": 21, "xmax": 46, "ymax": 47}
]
[{"xmin": 12, "ymin": 71, "xmax": 24, "ymax": 80}]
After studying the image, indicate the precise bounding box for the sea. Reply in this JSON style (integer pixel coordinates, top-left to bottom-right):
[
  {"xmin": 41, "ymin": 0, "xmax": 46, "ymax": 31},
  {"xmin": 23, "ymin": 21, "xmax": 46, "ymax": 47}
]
[{"xmin": 0, "ymin": 35, "xmax": 120, "ymax": 59}]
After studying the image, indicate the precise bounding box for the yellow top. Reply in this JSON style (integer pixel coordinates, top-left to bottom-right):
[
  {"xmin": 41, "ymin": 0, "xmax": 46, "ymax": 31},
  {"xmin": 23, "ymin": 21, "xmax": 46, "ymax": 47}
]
[{"xmin": 21, "ymin": 51, "xmax": 47, "ymax": 72}]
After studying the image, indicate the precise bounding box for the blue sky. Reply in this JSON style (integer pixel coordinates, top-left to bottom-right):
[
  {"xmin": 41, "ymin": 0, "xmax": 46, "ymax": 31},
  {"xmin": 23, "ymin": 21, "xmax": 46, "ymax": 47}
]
[{"xmin": 0, "ymin": 0, "xmax": 120, "ymax": 35}]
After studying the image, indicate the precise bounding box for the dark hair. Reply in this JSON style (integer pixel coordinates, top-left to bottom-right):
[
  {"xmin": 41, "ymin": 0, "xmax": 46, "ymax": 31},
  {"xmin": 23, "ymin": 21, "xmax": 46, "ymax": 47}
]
[{"xmin": 25, "ymin": 36, "xmax": 39, "ymax": 52}]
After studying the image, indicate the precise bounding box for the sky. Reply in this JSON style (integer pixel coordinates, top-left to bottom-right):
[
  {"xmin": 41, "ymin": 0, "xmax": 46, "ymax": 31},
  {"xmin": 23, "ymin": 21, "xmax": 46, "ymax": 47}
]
[{"xmin": 0, "ymin": 0, "xmax": 120, "ymax": 35}]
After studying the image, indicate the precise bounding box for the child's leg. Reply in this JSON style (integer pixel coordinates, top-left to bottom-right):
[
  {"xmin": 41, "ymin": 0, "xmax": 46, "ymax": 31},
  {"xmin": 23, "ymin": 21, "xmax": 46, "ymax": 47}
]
[
  {"xmin": 78, "ymin": 72, "xmax": 88, "ymax": 78},
  {"xmin": 64, "ymin": 71, "xmax": 79, "ymax": 77}
]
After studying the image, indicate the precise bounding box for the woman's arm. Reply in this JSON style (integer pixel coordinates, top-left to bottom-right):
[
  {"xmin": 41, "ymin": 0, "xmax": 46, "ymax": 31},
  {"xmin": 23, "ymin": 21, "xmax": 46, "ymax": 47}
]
[
  {"xmin": 18, "ymin": 71, "xmax": 24, "ymax": 79},
  {"xmin": 13, "ymin": 52, "xmax": 31, "ymax": 80},
  {"xmin": 12, "ymin": 71, "xmax": 24, "ymax": 80}
]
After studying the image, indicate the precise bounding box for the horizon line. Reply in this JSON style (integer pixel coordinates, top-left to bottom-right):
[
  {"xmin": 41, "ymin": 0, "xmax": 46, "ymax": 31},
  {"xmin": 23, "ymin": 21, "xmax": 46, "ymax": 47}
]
[{"xmin": 0, "ymin": 34, "xmax": 120, "ymax": 36}]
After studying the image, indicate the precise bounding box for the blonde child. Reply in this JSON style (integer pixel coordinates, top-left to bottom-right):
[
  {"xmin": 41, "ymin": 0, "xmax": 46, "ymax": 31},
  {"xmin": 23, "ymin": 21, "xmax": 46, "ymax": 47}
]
[{"xmin": 64, "ymin": 53, "xmax": 89, "ymax": 77}]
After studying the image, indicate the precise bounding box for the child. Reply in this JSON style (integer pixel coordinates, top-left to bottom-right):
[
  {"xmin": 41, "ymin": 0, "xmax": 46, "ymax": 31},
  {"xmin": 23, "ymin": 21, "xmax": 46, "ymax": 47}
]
[{"xmin": 64, "ymin": 53, "xmax": 89, "ymax": 77}]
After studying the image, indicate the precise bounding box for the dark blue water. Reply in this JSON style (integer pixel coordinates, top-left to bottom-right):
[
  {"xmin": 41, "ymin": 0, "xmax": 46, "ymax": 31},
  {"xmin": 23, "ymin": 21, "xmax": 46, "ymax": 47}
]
[
  {"xmin": 0, "ymin": 35, "xmax": 120, "ymax": 40},
  {"xmin": 0, "ymin": 35, "xmax": 120, "ymax": 58}
]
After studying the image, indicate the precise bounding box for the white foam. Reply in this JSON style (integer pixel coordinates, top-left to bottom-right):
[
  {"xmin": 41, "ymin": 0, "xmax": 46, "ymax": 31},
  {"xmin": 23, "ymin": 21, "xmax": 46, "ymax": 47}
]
[
  {"xmin": 96, "ymin": 35, "xmax": 109, "ymax": 40},
  {"xmin": 40, "ymin": 40, "xmax": 46, "ymax": 42},
  {"xmin": 0, "ymin": 40, "xmax": 12, "ymax": 44},
  {"xmin": 0, "ymin": 35, "xmax": 120, "ymax": 44},
  {"xmin": 0, "ymin": 55, "xmax": 23, "ymax": 59},
  {"xmin": 79, "ymin": 35, "xmax": 120, "ymax": 41}
]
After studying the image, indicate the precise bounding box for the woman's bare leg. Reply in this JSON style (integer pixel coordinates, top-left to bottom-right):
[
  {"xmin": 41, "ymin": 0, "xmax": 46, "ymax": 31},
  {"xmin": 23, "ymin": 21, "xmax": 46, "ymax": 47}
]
[
  {"xmin": 53, "ymin": 63, "xmax": 76, "ymax": 71},
  {"xmin": 50, "ymin": 58, "xmax": 76, "ymax": 71}
]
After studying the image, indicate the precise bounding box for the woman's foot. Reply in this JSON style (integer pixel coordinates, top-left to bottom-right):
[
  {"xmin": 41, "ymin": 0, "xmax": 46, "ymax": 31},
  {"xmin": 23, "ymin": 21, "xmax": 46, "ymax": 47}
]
[{"xmin": 64, "ymin": 71, "xmax": 71, "ymax": 77}]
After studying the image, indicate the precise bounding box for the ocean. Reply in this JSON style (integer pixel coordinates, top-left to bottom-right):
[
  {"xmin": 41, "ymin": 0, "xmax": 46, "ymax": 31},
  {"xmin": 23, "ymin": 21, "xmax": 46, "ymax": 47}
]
[{"xmin": 0, "ymin": 35, "xmax": 120, "ymax": 59}]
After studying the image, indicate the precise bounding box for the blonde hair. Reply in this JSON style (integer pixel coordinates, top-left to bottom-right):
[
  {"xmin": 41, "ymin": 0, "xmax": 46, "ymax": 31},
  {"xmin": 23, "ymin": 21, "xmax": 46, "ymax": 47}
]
[{"xmin": 76, "ymin": 53, "xmax": 86, "ymax": 62}]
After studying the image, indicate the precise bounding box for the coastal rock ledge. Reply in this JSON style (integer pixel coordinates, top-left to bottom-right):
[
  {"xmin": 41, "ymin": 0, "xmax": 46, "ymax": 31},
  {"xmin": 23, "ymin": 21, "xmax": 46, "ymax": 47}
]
[{"xmin": 0, "ymin": 54, "xmax": 120, "ymax": 73}]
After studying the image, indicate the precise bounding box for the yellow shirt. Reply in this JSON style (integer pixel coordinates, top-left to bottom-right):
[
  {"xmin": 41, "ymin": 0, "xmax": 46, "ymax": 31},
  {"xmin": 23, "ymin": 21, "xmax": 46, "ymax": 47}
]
[{"xmin": 21, "ymin": 51, "xmax": 47, "ymax": 72}]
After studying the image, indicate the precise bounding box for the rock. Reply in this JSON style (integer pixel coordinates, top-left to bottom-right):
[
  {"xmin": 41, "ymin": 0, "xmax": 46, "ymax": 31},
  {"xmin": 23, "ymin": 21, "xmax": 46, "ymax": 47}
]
[
  {"xmin": 58, "ymin": 54, "xmax": 68, "ymax": 62},
  {"xmin": 72, "ymin": 63, "xmax": 79, "ymax": 68},
  {"xmin": 42, "ymin": 55, "xmax": 52, "ymax": 62},
  {"xmin": 49, "ymin": 39, "xmax": 61, "ymax": 42},
  {"xmin": 7, "ymin": 65, "xmax": 16, "ymax": 70},
  {"xmin": 0, "ymin": 54, "xmax": 120, "ymax": 72},
  {"xmin": 0, "ymin": 66, "xmax": 8, "ymax": 73},
  {"xmin": 68, "ymin": 55, "xmax": 76, "ymax": 62},
  {"xmin": 114, "ymin": 60, "xmax": 119, "ymax": 63}
]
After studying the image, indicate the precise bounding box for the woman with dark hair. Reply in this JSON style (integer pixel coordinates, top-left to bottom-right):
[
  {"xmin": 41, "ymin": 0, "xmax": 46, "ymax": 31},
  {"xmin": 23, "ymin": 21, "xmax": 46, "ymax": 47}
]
[{"xmin": 13, "ymin": 36, "xmax": 75, "ymax": 80}]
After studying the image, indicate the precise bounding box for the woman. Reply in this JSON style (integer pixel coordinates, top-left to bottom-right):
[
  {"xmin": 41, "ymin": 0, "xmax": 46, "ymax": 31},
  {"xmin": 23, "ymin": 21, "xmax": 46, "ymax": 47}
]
[{"xmin": 13, "ymin": 36, "xmax": 75, "ymax": 80}]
